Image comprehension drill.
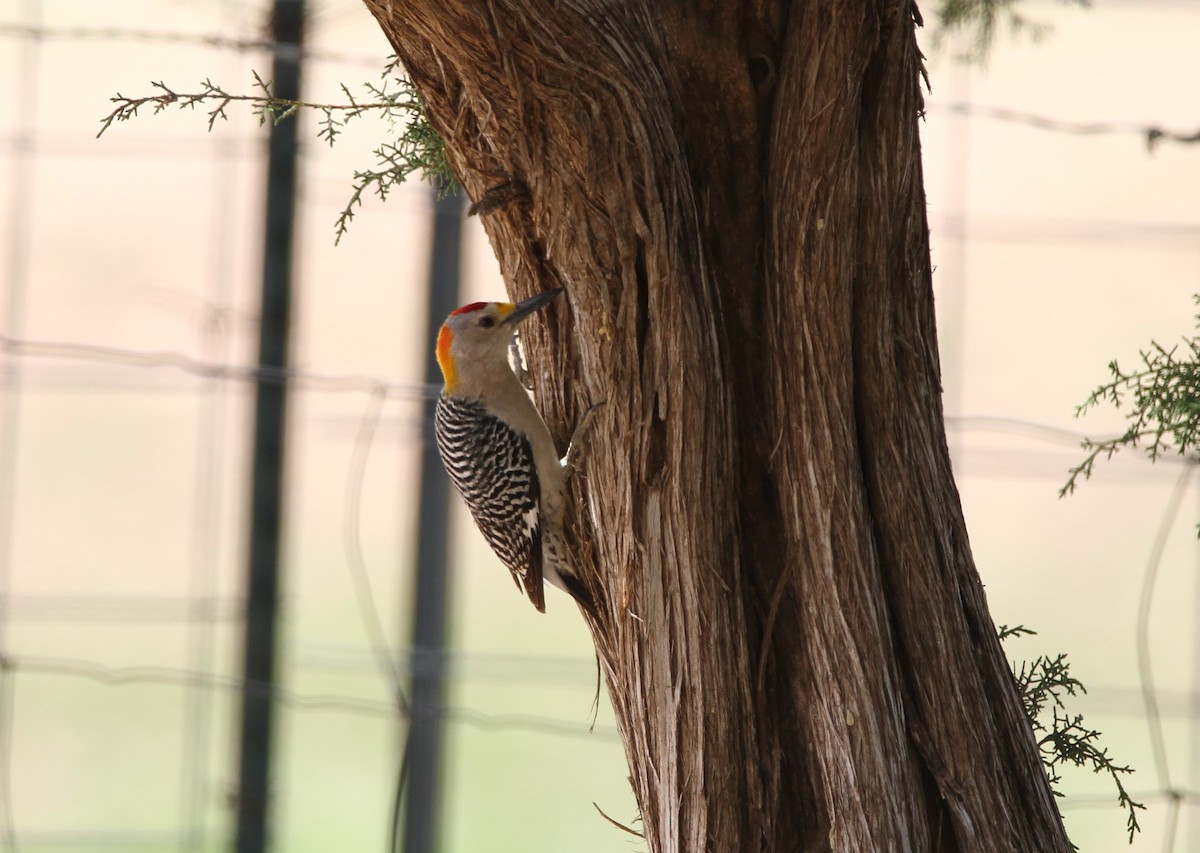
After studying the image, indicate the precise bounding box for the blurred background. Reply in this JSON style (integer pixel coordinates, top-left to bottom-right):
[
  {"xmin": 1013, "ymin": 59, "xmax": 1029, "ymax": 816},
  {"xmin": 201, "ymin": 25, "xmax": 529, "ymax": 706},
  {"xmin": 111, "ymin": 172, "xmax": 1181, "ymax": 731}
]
[{"xmin": 0, "ymin": 0, "xmax": 1197, "ymax": 851}]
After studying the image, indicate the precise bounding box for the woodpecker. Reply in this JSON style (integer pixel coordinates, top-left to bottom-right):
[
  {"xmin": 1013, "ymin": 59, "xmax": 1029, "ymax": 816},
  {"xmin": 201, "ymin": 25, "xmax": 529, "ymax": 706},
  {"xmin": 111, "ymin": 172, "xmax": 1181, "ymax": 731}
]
[{"xmin": 433, "ymin": 288, "xmax": 579, "ymax": 613}]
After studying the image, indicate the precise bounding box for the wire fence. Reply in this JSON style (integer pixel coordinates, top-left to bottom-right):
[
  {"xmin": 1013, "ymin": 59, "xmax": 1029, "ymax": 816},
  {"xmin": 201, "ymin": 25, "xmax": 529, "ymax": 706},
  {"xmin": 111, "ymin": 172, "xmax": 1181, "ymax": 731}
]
[{"xmin": 1, "ymin": 1, "xmax": 1199, "ymax": 852}]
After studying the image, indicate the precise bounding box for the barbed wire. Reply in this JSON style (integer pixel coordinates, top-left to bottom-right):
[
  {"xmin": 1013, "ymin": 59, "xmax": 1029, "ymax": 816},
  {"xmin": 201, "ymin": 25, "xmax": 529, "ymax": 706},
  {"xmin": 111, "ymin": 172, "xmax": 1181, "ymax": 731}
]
[
  {"xmin": 0, "ymin": 333, "xmax": 437, "ymax": 399},
  {"xmin": 927, "ymin": 100, "xmax": 1200, "ymax": 148},
  {"xmin": 1062, "ymin": 790, "xmax": 1200, "ymax": 810},
  {"xmin": 947, "ymin": 415, "xmax": 1199, "ymax": 466},
  {"xmin": 0, "ymin": 22, "xmax": 382, "ymax": 67},
  {"xmin": 0, "ymin": 594, "xmax": 240, "ymax": 622},
  {"xmin": 0, "ymin": 653, "xmax": 617, "ymax": 739},
  {"xmin": 4, "ymin": 22, "xmax": 1198, "ymax": 150}
]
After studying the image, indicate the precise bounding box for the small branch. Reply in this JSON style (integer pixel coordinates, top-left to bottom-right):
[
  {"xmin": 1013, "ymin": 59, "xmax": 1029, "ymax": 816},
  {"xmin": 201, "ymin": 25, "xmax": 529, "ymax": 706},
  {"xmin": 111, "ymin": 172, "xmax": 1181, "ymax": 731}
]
[
  {"xmin": 592, "ymin": 802, "xmax": 643, "ymax": 838},
  {"xmin": 1001, "ymin": 628, "xmax": 1145, "ymax": 840},
  {"xmin": 97, "ymin": 65, "xmax": 456, "ymax": 242},
  {"xmin": 1063, "ymin": 300, "xmax": 1200, "ymax": 498},
  {"xmin": 97, "ymin": 79, "xmax": 400, "ymax": 138}
]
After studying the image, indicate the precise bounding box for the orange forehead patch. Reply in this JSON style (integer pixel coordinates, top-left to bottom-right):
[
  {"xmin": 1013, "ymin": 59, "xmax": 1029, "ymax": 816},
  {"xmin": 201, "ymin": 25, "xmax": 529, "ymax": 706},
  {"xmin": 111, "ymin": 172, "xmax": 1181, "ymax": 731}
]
[{"xmin": 436, "ymin": 324, "xmax": 457, "ymax": 390}]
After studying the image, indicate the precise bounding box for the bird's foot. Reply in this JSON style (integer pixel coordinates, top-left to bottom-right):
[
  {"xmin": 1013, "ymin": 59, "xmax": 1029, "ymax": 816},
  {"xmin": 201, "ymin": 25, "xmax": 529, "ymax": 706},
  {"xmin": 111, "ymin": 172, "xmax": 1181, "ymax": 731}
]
[
  {"xmin": 509, "ymin": 336, "xmax": 532, "ymax": 391},
  {"xmin": 563, "ymin": 401, "xmax": 606, "ymax": 476}
]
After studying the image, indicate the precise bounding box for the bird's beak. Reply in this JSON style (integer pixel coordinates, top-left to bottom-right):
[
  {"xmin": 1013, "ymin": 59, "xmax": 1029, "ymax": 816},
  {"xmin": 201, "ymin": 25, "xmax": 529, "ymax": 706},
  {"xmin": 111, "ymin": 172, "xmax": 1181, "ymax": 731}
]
[{"xmin": 503, "ymin": 288, "xmax": 563, "ymax": 325}]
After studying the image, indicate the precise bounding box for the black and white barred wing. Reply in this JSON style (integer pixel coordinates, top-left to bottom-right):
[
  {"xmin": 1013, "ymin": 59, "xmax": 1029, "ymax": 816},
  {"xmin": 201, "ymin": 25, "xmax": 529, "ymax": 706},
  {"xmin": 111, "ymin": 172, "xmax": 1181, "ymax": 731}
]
[{"xmin": 434, "ymin": 395, "xmax": 545, "ymax": 612}]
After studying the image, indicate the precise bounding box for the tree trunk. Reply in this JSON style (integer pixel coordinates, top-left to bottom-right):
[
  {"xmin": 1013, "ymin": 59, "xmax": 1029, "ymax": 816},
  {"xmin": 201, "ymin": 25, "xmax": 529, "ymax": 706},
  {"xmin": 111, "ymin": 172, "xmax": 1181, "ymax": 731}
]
[{"xmin": 362, "ymin": 1, "xmax": 1072, "ymax": 850}]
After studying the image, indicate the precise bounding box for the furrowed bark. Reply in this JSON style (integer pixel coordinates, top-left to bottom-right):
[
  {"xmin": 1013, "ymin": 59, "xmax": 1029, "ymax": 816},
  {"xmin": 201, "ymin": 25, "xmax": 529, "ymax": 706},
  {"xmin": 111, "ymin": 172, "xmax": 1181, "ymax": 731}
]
[{"xmin": 361, "ymin": 1, "xmax": 1073, "ymax": 850}]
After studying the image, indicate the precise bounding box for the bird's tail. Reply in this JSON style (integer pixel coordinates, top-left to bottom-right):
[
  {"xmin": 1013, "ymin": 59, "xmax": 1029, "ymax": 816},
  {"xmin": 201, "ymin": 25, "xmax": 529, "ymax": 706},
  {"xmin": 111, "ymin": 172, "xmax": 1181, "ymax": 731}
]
[{"xmin": 544, "ymin": 534, "xmax": 599, "ymax": 619}]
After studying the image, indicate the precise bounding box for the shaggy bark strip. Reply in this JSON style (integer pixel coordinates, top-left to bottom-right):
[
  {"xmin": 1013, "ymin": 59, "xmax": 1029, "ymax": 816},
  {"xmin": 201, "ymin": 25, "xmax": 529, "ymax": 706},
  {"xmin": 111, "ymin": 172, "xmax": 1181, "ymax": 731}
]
[
  {"xmin": 362, "ymin": 1, "xmax": 1073, "ymax": 850},
  {"xmin": 848, "ymin": 6, "xmax": 1074, "ymax": 850},
  {"xmin": 761, "ymin": 3, "xmax": 932, "ymax": 848}
]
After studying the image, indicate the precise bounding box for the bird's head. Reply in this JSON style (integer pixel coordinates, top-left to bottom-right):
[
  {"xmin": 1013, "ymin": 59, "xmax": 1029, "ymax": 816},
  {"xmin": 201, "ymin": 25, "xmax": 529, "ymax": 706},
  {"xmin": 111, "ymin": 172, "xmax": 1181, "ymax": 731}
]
[{"xmin": 436, "ymin": 288, "xmax": 562, "ymax": 393}]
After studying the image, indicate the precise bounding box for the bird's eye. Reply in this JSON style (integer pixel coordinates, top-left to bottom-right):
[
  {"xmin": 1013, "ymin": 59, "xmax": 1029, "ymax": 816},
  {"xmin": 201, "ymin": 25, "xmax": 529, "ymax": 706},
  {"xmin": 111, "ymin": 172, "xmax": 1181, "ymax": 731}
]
[{"xmin": 478, "ymin": 316, "xmax": 496, "ymax": 329}]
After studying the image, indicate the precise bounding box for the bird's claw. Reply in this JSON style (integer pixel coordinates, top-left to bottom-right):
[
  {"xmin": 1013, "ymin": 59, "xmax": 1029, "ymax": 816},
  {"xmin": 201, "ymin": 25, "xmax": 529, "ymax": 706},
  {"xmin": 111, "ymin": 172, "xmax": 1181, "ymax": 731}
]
[
  {"xmin": 509, "ymin": 335, "xmax": 532, "ymax": 391},
  {"xmin": 564, "ymin": 401, "xmax": 607, "ymax": 476}
]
